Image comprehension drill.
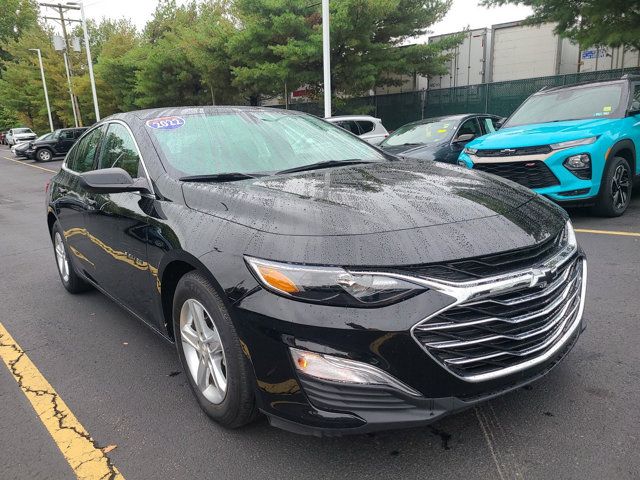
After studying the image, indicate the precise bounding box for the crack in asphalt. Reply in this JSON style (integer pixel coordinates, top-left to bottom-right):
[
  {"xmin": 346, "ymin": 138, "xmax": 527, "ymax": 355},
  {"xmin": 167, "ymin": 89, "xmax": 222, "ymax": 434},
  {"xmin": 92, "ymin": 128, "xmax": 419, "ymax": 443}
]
[{"xmin": 0, "ymin": 331, "xmax": 122, "ymax": 480}]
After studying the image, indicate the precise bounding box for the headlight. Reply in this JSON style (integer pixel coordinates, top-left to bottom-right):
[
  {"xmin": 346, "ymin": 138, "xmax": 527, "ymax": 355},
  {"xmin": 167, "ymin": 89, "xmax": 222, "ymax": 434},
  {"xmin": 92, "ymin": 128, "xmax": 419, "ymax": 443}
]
[
  {"xmin": 564, "ymin": 220, "xmax": 577, "ymax": 249},
  {"xmin": 563, "ymin": 153, "xmax": 591, "ymax": 179},
  {"xmin": 550, "ymin": 137, "xmax": 598, "ymax": 150},
  {"xmin": 463, "ymin": 147, "xmax": 477, "ymax": 155},
  {"xmin": 245, "ymin": 256, "xmax": 426, "ymax": 307}
]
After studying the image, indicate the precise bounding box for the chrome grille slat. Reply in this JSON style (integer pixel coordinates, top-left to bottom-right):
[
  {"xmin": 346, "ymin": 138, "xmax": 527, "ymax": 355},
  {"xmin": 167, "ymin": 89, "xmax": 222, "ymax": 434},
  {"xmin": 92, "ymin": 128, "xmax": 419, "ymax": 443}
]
[
  {"xmin": 425, "ymin": 289, "xmax": 577, "ymax": 349},
  {"xmin": 444, "ymin": 302, "xmax": 580, "ymax": 366},
  {"xmin": 417, "ymin": 271, "xmax": 578, "ymax": 332},
  {"xmin": 410, "ymin": 253, "xmax": 585, "ymax": 381}
]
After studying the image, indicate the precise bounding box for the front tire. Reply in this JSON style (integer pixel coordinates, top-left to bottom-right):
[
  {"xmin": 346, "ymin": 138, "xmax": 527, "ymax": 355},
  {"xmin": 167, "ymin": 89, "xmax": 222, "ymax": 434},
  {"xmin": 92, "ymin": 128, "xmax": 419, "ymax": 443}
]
[
  {"xmin": 173, "ymin": 271, "xmax": 257, "ymax": 428},
  {"xmin": 36, "ymin": 148, "xmax": 53, "ymax": 162},
  {"xmin": 594, "ymin": 156, "xmax": 633, "ymax": 217},
  {"xmin": 51, "ymin": 221, "xmax": 92, "ymax": 293}
]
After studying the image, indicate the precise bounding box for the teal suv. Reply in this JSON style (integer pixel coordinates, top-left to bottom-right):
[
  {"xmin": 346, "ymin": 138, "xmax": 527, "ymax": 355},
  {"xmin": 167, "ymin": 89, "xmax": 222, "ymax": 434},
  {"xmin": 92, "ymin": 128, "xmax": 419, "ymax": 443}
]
[{"xmin": 459, "ymin": 76, "xmax": 640, "ymax": 216}]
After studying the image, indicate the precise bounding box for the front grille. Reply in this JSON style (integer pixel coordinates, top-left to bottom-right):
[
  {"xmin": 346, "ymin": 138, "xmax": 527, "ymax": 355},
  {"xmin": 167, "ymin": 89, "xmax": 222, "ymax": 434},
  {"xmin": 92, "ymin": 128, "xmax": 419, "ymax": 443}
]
[
  {"xmin": 473, "ymin": 161, "xmax": 560, "ymax": 189},
  {"xmin": 413, "ymin": 257, "xmax": 583, "ymax": 379},
  {"xmin": 475, "ymin": 146, "xmax": 552, "ymax": 157},
  {"xmin": 400, "ymin": 230, "xmax": 564, "ymax": 282}
]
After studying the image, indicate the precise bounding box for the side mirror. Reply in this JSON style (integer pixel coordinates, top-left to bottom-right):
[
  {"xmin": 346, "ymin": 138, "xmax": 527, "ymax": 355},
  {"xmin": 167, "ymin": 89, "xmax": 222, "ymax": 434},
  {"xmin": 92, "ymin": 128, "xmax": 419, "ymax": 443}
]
[
  {"xmin": 453, "ymin": 133, "xmax": 476, "ymax": 144},
  {"xmin": 79, "ymin": 167, "xmax": 151, "ymax": 194},
  {"xmin": 494, "ymin": 119, "xmax": 505, "ymax": 129}
]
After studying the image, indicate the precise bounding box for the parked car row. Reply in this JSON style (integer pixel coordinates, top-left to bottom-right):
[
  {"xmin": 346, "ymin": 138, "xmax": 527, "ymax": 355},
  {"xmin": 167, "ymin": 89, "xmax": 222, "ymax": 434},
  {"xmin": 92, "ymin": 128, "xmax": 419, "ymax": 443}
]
[
  {"xmin": 8, "ymin": 127, "xmax": 87, "ymax": 161},
  {"xmin": 368, "ymin": 75, "xmax": 639, "ymax": 217}
]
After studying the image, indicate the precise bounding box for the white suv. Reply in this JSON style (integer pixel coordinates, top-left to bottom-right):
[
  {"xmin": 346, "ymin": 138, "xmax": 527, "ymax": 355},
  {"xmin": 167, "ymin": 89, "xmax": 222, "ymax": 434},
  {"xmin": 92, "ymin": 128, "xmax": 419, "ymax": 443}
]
[{"xmin": 326, "ymin": 115, "xmax": 389, "ymax": 145}]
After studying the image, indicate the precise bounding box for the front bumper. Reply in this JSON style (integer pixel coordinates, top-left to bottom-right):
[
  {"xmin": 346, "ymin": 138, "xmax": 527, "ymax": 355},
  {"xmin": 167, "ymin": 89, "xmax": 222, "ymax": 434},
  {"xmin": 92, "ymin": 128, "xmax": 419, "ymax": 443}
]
[
  {"xmin": 458, "ymin": 144, "xmax": 606, "ymax": 203},
  {"xmin": 233, "ymin": 250, "xmax": 587, "ymax": 435}
]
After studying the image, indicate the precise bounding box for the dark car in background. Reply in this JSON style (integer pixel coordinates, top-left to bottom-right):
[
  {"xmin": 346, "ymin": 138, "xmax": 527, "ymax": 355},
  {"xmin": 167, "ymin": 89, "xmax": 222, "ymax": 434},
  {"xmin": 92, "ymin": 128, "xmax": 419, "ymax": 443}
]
[
  {"xmin": 17, "ymin": 132, "xmax": 55, "ymax": 158},
  {"xmin": 30, "ymin": 127, "xmax": 87, "ymax": 162},
  {"xmin": 379, "ymin": 114, "xmax": 502, "ymax": 163},
  {"xmin": 46, "ymin": 107, "xmax": 586, "ymax": 435}
]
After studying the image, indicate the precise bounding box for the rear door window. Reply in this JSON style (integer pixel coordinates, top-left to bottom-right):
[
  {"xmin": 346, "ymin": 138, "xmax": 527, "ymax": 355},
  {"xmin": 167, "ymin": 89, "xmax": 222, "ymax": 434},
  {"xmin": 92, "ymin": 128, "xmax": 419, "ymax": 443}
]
[
  {"xmin": 480, "ymin": 117, "xmax": 499, "ymax": 135},
  {"xmin": 337, "ymin": 121, "xmax": 362, "ymax": 135}
]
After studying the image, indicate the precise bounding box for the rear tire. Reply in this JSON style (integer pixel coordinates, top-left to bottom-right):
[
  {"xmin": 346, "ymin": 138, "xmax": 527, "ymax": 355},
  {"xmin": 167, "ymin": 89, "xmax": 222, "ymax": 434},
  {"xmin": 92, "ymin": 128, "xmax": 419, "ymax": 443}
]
[
  {"xmin": 36, "ymin": 148, "xmax": 53, "ymax": 162},
  {"xmin": 173, "ymin": 271, "xmax": 258, "ymax": 429},
  {"xmin": 51, "ymin": 221, "xmax": 92, "ymax": 293},
  {"xmin": 594, "ymin": 156, "xmax": 633, "ymax": 217}
]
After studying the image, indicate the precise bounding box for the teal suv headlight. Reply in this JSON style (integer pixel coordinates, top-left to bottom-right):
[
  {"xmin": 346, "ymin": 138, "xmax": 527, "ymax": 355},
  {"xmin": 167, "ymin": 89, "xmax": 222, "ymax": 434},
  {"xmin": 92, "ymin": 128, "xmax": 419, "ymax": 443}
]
[{"xmin": 563, "ymin": 153, "xmax": 591, "ymax": 179}]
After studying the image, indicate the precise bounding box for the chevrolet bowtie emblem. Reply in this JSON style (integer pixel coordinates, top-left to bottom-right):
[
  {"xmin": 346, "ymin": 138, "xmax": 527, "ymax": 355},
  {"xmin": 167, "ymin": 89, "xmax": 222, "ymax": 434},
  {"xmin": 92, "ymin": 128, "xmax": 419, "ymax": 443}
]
[
  {"xmin": 501, "ymin": 148, "xmax": 517, "ymax": 154},
  {"xmin": 530, "ymin": 268, "xmax": 554, "ymax": 288}
]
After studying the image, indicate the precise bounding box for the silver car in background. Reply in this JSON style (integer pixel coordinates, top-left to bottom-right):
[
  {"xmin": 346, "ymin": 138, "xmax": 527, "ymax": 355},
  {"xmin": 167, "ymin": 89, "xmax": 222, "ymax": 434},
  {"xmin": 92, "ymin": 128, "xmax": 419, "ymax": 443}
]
[{"xmin": 326, "ymin": 115, "xmax": 389, "ymax": 145}]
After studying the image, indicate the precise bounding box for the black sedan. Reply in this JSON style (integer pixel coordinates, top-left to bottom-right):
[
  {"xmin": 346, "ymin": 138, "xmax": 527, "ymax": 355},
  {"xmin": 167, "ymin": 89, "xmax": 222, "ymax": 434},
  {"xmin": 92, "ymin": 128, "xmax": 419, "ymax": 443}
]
[
  {"xmin": 380, "ymin": 114, "xmax": 502, "ymax": 163},
  {"xmin": 46, "ymin": 107, "xmax": 586, "ymax": 435}
]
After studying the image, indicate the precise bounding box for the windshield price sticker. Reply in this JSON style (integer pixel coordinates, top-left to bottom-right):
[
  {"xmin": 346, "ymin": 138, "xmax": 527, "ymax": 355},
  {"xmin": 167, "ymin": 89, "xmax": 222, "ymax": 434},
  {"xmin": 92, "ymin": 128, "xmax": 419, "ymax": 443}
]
[{"xmin": 146, "ymin": 116, "xmax": 185, "ymax": 130}]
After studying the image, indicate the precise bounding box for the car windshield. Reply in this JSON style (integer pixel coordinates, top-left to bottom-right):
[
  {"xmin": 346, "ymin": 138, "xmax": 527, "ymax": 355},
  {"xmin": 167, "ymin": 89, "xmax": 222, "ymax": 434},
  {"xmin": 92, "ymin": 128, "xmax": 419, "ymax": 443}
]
[
  {"xmin": 380, "ymin": 120, "xmax": 454, "ymax": 147},
  {"xmin": 36, "ymin": 133, "xmax": 53, "ymax": 141},
  {"xmin": 504, "ymin": 83, "xmax": 626, "ymax": 128},
  {"xmin": 146, "ymin": 110, "xmax": 387, "ymax": 177},
  {"xmin": 14, "ymin": 128, "xmax": 32, "ymax": 134}
]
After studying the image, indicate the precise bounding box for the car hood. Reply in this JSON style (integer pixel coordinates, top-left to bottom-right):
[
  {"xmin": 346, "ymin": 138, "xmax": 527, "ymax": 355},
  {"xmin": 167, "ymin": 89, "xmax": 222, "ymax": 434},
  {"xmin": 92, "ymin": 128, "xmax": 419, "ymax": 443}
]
[
  {"xmin": 467, "ymin": 118, "xmax": 619, "ymax": 149},
  {"xmin": 182, "ymin": 160, "xmax": 542, "ymax": 237},
  {"xmin": 380, "ymin": 143, "xmax": 439, "ymax": 159},
  {"xmin": 13, "ymin": 133, "xmax": 36, "ymax": 139}
]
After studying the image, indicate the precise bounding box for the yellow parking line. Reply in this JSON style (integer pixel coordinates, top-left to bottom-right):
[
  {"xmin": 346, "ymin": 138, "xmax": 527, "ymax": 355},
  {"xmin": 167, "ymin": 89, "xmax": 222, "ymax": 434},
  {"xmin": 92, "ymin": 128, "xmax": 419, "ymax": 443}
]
[
  {"xmin": 0, "ymin": 154, "xmax": 57, "ymax": 173},
  {"xmin": 0, "ymin": 322, "xmax": 124, "ymax": 480},
  {"xmin": 575, "ymin": 228, "xmax": 640, "ymax": 238}
]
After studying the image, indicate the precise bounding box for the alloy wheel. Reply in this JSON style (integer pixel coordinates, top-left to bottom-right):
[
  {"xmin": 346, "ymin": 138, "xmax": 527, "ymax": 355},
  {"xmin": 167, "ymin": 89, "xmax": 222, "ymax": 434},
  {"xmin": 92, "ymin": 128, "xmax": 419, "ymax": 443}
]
[
  {"xmin": 611, "ymin": 164, "xmax": 631, "ymax": 211},
  {"xmin": 54, "ymin": 232, "xmax": 70, "ymax": 283},
  {"xmin": 180, "ymin": 298, "xmax": 227, "ymax": 404},
  {"xmin": 39, "ymin": 150, "xmax": 51, "ymax": 161}
]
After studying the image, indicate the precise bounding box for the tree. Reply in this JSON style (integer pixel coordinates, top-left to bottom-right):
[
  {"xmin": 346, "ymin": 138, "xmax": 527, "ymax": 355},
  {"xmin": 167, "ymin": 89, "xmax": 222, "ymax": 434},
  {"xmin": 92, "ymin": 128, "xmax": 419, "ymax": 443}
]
[
  {"xmin": 482, "ymin": 0, "xmax": 640, "ymax": 50},
  {"xmin": 230, "ymin": 0, "xmax": 458, "ymax": 103},
  {"xmin": 0, "ymin": 0, "xmax": 38, "ymax": 64}
]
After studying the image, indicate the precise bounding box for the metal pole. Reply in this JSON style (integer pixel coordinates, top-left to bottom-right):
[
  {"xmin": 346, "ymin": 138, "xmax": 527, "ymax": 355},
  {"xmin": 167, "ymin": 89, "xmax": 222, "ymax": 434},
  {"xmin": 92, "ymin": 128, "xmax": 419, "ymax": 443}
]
[
  {"xmin": 56, "ymin": 3, "xmax": 82, "ymax": 126},
  {"xmin": 63, "ymin": 52, "xmax": 79, "ymax": 127},
  {"xmin": 74, "ymin": 1, "xmax": 100, "ymax": 121},
  {"xmin": 322, "ymin": 0, "xmax": 331, "ymax": 118},
  {"xmin": 30, "ymin": 49, "xmax": 54, "ymax": 132}
]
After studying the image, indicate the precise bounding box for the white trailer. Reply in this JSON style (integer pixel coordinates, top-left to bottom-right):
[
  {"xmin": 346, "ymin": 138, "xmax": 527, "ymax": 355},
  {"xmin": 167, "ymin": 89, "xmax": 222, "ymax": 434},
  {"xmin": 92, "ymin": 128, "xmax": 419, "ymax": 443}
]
[
  {"xmin": 489, "ymin": 21, "xmax": 579, "ymax": 82},
  {"xmin": 428, "ymin": 28, "xmax": 491, "ymax": 89}
]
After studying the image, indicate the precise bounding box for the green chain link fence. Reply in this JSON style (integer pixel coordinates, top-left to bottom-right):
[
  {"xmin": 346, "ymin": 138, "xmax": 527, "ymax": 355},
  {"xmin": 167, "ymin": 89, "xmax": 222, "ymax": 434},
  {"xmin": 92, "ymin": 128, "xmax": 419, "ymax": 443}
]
[{"xmin": 277, "ymin": 67, "xmax": 640, "ymax": 130}]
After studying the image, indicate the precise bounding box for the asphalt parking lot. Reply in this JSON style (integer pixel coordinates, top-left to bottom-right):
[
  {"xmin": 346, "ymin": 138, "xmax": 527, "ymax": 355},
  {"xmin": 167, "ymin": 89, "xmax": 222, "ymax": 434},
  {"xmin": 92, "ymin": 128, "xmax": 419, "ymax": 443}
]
[{"xmin": 1, "ymin": 145, "xmax": 638, "ymax": 480}]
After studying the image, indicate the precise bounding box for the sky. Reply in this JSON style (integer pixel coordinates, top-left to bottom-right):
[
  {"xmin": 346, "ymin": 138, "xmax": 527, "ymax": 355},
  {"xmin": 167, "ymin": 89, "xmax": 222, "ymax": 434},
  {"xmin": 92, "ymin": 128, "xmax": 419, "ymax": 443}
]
[{"xmin": 45, "ymin": 0, "xmax": 533, "ymax": 38}]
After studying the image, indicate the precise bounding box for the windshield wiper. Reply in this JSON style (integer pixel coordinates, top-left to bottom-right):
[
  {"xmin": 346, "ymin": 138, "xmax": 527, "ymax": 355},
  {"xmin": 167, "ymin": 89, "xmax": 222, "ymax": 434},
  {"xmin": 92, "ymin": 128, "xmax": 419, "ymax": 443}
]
[
  {"xmin": 276, "ymin": 159, "xmax": 376, "ymax": 175},
  {"xmin": 179, "ymin": 172, "xmax": 264, "ymax": 183}
]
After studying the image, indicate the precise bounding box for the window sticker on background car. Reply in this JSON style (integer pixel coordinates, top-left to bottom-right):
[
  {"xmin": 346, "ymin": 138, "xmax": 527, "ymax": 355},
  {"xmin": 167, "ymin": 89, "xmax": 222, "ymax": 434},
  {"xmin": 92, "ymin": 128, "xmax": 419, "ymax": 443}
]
[
  {"xmin": 603, "ymin": 106, "xmax": 612, "ymax": 112},
  {"xmin": 146, "ymin": 116, "xmax": 185, "ymax": 130}
]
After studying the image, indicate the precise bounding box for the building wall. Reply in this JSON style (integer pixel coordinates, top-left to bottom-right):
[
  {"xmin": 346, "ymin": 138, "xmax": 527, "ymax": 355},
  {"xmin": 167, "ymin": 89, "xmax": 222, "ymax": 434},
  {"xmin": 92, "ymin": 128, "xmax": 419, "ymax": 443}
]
[{"xmin": 428, "ymin": 28, "xmax": 490, "ymax": 89}]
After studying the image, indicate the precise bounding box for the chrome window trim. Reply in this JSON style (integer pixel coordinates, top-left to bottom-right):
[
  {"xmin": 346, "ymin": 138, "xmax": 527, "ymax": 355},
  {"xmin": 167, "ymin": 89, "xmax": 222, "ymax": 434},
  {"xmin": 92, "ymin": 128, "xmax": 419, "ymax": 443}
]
[{"xmin": 62, "ymin": 119, "xmax": 156, "ymax": 197}]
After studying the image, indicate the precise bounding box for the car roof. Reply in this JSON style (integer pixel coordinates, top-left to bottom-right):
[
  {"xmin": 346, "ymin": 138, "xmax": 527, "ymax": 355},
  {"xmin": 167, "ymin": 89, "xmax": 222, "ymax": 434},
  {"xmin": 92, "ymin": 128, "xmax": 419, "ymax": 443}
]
[
  {"xmin": 326, "ymin": 115, "xmax": 381, "ymax": 122},
  {"xmin": 105, "ymin": 106, "xmax": 302, "ymax": 124},
  {"xmin": 400, "ymin": 113, "xmax": 495, "ymax": 128},
  {"xmin": 537, "ymin": 78, "xmax": 628, "ymax": 94}
]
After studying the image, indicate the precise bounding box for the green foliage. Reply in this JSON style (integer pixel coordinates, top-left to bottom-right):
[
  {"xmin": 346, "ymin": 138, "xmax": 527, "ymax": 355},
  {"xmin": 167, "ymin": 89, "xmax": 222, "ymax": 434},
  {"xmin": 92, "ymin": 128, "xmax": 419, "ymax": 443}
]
[
  {"xmin": 231, "ymin": 0, "xmax": 455, "ymax": 102},
  {"xmin": 0, "ymin": 0, "xmax": 458, "ymax": 127},
  {"xmin": 0, "ymin": 0, "xmax": 38, "ymax": 63},
  {"xmin": 482, "ymin": 0, "xmax": 640, "ymax": 50}
]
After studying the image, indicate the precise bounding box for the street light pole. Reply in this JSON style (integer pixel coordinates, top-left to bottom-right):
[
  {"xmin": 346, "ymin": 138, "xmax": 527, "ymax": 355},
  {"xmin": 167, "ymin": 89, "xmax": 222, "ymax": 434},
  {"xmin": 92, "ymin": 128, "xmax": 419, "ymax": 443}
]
[
  {"xmin": 63, "ymin": 51, "xmax": 79, "ymax": 127},
  {"xmin": 322, "ymin": 0, "xmax": 331, "ymax": 118},
  {"xmin": 29, "ymin": 48, "xmax": 54, "ymax": 132},
  {"xmin": 69, "ymin": 0, "xmax": 100, "ymax": 121}
]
